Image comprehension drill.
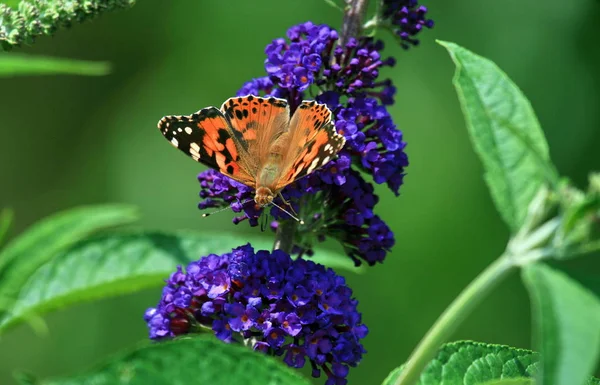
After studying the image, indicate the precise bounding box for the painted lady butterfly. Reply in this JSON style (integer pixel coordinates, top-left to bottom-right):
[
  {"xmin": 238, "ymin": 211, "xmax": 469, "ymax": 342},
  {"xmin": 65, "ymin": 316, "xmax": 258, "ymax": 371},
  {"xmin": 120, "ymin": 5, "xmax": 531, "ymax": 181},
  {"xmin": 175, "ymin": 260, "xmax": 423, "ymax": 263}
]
[{"xmin": 158, "ymin": 95, "xmax": 346, "ymax": 207}]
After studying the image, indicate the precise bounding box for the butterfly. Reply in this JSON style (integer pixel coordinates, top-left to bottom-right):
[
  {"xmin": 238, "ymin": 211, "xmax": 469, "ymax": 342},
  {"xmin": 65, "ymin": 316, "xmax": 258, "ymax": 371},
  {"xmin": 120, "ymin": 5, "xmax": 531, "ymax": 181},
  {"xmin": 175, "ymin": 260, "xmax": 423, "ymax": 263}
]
[{"xmin": 157, "ymin": 95, "xmax": 346, "ymax": 209}]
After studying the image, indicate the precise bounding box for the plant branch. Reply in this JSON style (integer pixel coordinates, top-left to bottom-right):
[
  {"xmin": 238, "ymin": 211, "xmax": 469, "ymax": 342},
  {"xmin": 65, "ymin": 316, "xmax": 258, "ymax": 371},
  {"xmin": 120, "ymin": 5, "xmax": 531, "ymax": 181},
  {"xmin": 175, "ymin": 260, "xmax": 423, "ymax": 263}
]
[
  {"xmin": 274, "ymin": 0, "xmax": 372, "ymax": 255},
  {"xmin": 392, "ymin": 254, "xmax": 516, "ymax": 385},
  {"xmin": 272, "ymin": 220, "xmax": 298, "ymax": 254},
  {"xmin": 339, "ymin": 0, "xmax": 371, "ymax": 48}
]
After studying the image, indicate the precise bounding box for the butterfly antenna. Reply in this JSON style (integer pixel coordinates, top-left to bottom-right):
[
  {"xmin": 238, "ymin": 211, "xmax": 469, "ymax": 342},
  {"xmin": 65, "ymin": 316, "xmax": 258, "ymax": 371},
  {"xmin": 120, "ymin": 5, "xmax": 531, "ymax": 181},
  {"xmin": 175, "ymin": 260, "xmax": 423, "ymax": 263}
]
[
  {"xmin": 201, "ymin": 199, "xmax": 255, "ymax": 218},
  {"xmin": 201, "ymin": 205, "xmax": 233, "ymax": 218},
  {"xmin": 270, "ymin": 201, "xmax": 305, "ymax": 225}
]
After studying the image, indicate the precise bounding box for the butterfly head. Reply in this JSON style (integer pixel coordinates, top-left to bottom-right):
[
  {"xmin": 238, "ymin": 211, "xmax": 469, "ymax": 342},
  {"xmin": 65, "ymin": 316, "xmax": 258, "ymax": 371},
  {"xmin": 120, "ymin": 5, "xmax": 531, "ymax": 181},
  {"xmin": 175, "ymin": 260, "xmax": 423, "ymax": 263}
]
[
  {"xmin": 254, "ymin": 186, "xmax": 275, "ymax": 207},
  {"xmin": 254, "ymin": 186, "xmax": 304, "ymax": 225}
]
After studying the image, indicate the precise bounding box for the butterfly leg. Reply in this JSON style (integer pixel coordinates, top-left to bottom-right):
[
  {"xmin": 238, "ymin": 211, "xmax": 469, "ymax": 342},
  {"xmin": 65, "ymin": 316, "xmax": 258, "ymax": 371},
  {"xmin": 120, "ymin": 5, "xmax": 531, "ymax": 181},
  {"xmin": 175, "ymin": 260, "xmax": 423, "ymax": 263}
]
[{"xmin": 277, "ymin": 192, "xmax": 299, "ymax": 217}]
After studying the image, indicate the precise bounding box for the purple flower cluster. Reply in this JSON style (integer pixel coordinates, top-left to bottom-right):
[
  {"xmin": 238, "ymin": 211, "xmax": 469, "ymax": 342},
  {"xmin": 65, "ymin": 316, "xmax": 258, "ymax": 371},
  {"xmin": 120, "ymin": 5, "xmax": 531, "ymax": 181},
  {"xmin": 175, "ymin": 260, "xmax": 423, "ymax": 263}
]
[
  {"xmin": 265, "ymin": 24, "xmax": 337, "ymax": 93},
  {"xmin": 238, "ymin": 22, "xmax": 397, "ymax": 108},
  {"xmin": 236, "ymin": 22, "xmax": 406, "ymax": 193},
  {"xmin": 145, "ymin": 244, "xmax": 367, "ymax": 385},
  {"xmin": 198, "ymin": 170, "xmax": 259, "ymax": 226},
  {"xmin": 198, "ymin": 21, "xmax": 416, "ymax": 264},
  {"xmin": 151, "ymin": 11, "xmax": 435, "ymax": 384},
  {"xmin": 198, "ymin": 162, "xmax": 395, "ymax": 266},
  {"xmin": 319, "ymin": 93, "xmax": 408, "ymax": 194},
  {"xmin": 382, "ymin": 0, "xmax": 434, "ymax": 49},
  {"xmin": 285, "ymin": 168, "xmax": 395, "ymax": 266}
]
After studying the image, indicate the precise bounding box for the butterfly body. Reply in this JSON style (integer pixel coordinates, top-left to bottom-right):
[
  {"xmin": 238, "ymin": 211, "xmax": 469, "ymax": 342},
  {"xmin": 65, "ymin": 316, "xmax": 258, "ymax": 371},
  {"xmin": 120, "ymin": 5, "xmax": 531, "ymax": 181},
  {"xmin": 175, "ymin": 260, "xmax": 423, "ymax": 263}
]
[{"xmin": 158, "ymin": 95, "xmax": 345, "ymax": 208}]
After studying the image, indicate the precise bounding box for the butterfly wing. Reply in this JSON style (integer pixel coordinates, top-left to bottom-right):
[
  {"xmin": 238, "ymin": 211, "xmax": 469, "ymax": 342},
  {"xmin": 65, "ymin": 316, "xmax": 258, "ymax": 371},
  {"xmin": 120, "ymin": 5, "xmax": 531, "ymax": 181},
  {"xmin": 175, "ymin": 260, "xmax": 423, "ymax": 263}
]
[
  {"xmin": 220, "ymin": 95, "xmax": 290, "ymax": 169},
  {"xmin": 157, "ymin": 107, "xmax": 255, "ymax": 186},
  {"xmin": 274, "ymin": 100, "xmax": 346, "ymax": 191}
]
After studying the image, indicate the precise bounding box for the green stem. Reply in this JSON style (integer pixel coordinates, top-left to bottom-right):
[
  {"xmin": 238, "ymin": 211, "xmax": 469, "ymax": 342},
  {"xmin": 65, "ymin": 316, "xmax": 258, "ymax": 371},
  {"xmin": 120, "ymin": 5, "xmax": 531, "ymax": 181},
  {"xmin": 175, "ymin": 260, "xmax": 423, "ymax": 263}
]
[
  {"xmin": 272, "ymin": 220, "xmax": 298, "ymax": 254},
  {"xmin": 274, "ymin": 0, "xmax": 373, "ymax": 255},
  {"xmin": 393, "ymin": 254, "xmax": 516, "ymax": 385}
]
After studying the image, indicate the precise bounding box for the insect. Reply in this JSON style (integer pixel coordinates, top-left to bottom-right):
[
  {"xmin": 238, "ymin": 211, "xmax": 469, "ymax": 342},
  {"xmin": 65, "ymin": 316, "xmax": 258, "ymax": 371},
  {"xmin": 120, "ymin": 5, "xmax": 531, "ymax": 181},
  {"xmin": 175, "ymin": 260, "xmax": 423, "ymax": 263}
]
[{"xmin": 157, "ymin": 95, "xmax": 346, "ymax": 211}]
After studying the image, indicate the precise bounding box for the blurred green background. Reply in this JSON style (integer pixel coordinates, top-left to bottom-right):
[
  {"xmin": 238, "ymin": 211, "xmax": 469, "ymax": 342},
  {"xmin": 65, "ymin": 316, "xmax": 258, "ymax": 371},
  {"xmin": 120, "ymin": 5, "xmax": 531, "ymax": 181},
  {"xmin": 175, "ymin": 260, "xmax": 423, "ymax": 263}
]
[{"xmin": 1, "ymin": 0, "xmax": 600, "ymax": 384}]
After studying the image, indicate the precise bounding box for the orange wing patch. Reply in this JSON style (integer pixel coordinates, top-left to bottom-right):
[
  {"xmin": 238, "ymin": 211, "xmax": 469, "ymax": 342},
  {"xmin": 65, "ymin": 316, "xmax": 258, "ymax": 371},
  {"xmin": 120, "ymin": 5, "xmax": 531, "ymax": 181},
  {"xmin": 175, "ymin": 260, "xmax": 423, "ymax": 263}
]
[
  {"xmin": 158, "ymin": 96, "xmax": 345, "ymax": 208},
  {"xmin": 220, "ymin": 95, "xmax": 290, "ymax": 169},
  {"xmin": 274, "ymin": 101, "xmax": 345, "ymax": 190}
]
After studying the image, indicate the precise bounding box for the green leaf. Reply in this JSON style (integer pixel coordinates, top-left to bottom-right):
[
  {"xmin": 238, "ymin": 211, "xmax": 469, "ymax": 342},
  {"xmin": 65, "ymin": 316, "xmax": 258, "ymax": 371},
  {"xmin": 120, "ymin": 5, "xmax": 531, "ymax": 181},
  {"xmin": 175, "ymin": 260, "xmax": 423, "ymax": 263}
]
[
  {"xmin": 0, "ymin": 230, "xmax": 360, "ymax": 333},
  {"xmin": 322, "ymin": 0, "xmax": 344, "ymax": 12},
  {"xmin": 0, "ymin": 204, "xmax": 138, "ymax": 312},
  {"xmin": 0, "ymin": 0, "xmax": 136, "ymax": 51},
  {"xmin": 522, "ymin": 263, "xmax": 600, "ymax": 385},
  {"xmin": 0, "ymin": 54, "xmax": 110, "ymax": 76},
  {"xmin": 438, "ymin": 41, "xmax": 559, "ymax": 233},
  {"xmin": 382, "ymin": 341, "xmax": 539, "ymax": 385},
  {"xmin": 40, "ymin": 336, "xmax": 311, "ymax": 385},
  {"xmin": 481, "ymin": 379, "xmax": 534, "ymax": 385},
  {"xmin": 555, "ymin": 267, "xmax": 600, "ymax": 297}
]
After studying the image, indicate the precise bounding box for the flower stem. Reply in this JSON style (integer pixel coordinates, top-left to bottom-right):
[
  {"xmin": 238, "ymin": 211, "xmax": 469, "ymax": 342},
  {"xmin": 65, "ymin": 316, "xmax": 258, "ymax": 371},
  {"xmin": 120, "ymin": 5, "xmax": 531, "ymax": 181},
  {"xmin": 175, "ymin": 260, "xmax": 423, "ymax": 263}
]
[
  {"xmin": 392, "ymin": 254, "xmax": 516, "ymax": 385},
  {"xmin": 340, "ymin": 0, "xmax": 371, "ymax": 48},
  {"xmin": 273, "ymin": 220, "xmax": 298, "ymax": 254},
  {"xmin": 274, "ymin": 0, "xmax": 371, "ymax": 255}
]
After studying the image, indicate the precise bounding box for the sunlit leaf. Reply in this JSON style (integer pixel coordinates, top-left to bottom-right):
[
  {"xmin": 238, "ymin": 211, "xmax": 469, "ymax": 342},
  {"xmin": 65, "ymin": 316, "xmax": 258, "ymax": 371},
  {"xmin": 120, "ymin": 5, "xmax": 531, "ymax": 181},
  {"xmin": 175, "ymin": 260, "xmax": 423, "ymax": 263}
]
[
  {"xmin": 439, "ymin": 41, "xmax": 558, "ymax": 233},
  {"xmin": 0, "ymin": 204, "xmax": 138, "ymax": 315},
  {"xmin": 382, "ymin": 341, "xmax": 539, "ymax": 385},
  {"xmin": 480, "ymin": 379, "xmax": 533, "ymax": 385},
  {"xmin": 41, "ymin": 336, "xmax": 311, "ymax": 385},
  {"xmin": 522, "ymin": 263, "xmax": 600, "ymax": 385}
]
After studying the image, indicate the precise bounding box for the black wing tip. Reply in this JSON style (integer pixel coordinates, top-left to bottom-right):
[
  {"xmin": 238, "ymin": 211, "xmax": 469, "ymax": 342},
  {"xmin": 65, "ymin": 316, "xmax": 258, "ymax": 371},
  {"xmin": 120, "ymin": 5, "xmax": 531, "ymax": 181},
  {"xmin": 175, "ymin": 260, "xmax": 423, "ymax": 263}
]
[
  {"xmin": 298, "ymin": 99, "xmax": 330, "ymax": 111},
  {"xmin": 323, "ymin": 121, "xmax": 346, "ymax": 148},
  {"xmin": 158, "ymin": 106, "xmax": 223, "ymax": 129},
  {"xmin": 221, "ymin": 94, "xmax": 289, "ymax": 112},
  {"xmin": 196, "ymin": 106, "xmax": 222, "ymax": 119},
  {"xmin": 157, "ymin": 115, "xmax": 183, "ymax": 130}
]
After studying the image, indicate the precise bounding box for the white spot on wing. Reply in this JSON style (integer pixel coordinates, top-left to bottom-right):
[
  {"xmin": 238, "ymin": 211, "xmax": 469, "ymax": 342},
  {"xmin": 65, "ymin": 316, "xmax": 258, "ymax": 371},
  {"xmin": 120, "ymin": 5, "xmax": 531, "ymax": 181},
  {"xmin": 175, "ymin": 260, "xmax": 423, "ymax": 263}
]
[
  {"xmin": 177, "ymin": 128, "xmax": 183, "ymax": 132},
  {"xmin": 171, "ymin": 138, "xmax": 179, "ymax": 147},
  {"xmin": 185, "ymin": 127, "xmax": 193, "ymax": 135},
  {"xmin": 190, "ymin": 142, "xmax": 201, "ymax": 158},
  {"xmin": 321, "ymin": 156, "xmax": 330, "ymax": 165},
  {"xmin": 306, "ymin": 157, "xmax": 321, "ymax": 175}
]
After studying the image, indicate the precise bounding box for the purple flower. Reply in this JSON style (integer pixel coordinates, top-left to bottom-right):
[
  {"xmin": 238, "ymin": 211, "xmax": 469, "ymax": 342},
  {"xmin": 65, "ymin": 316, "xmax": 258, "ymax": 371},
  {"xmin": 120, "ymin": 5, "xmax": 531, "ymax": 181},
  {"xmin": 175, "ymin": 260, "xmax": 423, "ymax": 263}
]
[
  {"xmin": 260, "ymin": 22, "xmax": 397, "ymax": 108},
  {"xmin": 145, "ymin": 244, "xmax": 367, "ymax": 384},
  {"xmin": 289, "ymin": 168, "xmax": 396, "ymax": 266},
  {"xmin": 197, "ymin": 170, "xmax": 259, "ymax": 225},
  {"xmin": 320, "ymin": 95, "xmax": 408, "ymax": 194},
  {"xmin": 234, "ymin": 23, "xmax": 406, "ymax": 193},
  {"xmin": 382, "ymin": 0, "xmax": 434, "ymax": 49},
  {"xmin": 195, "ymin": 22, "xmax": 410, "ymax": 265}
]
